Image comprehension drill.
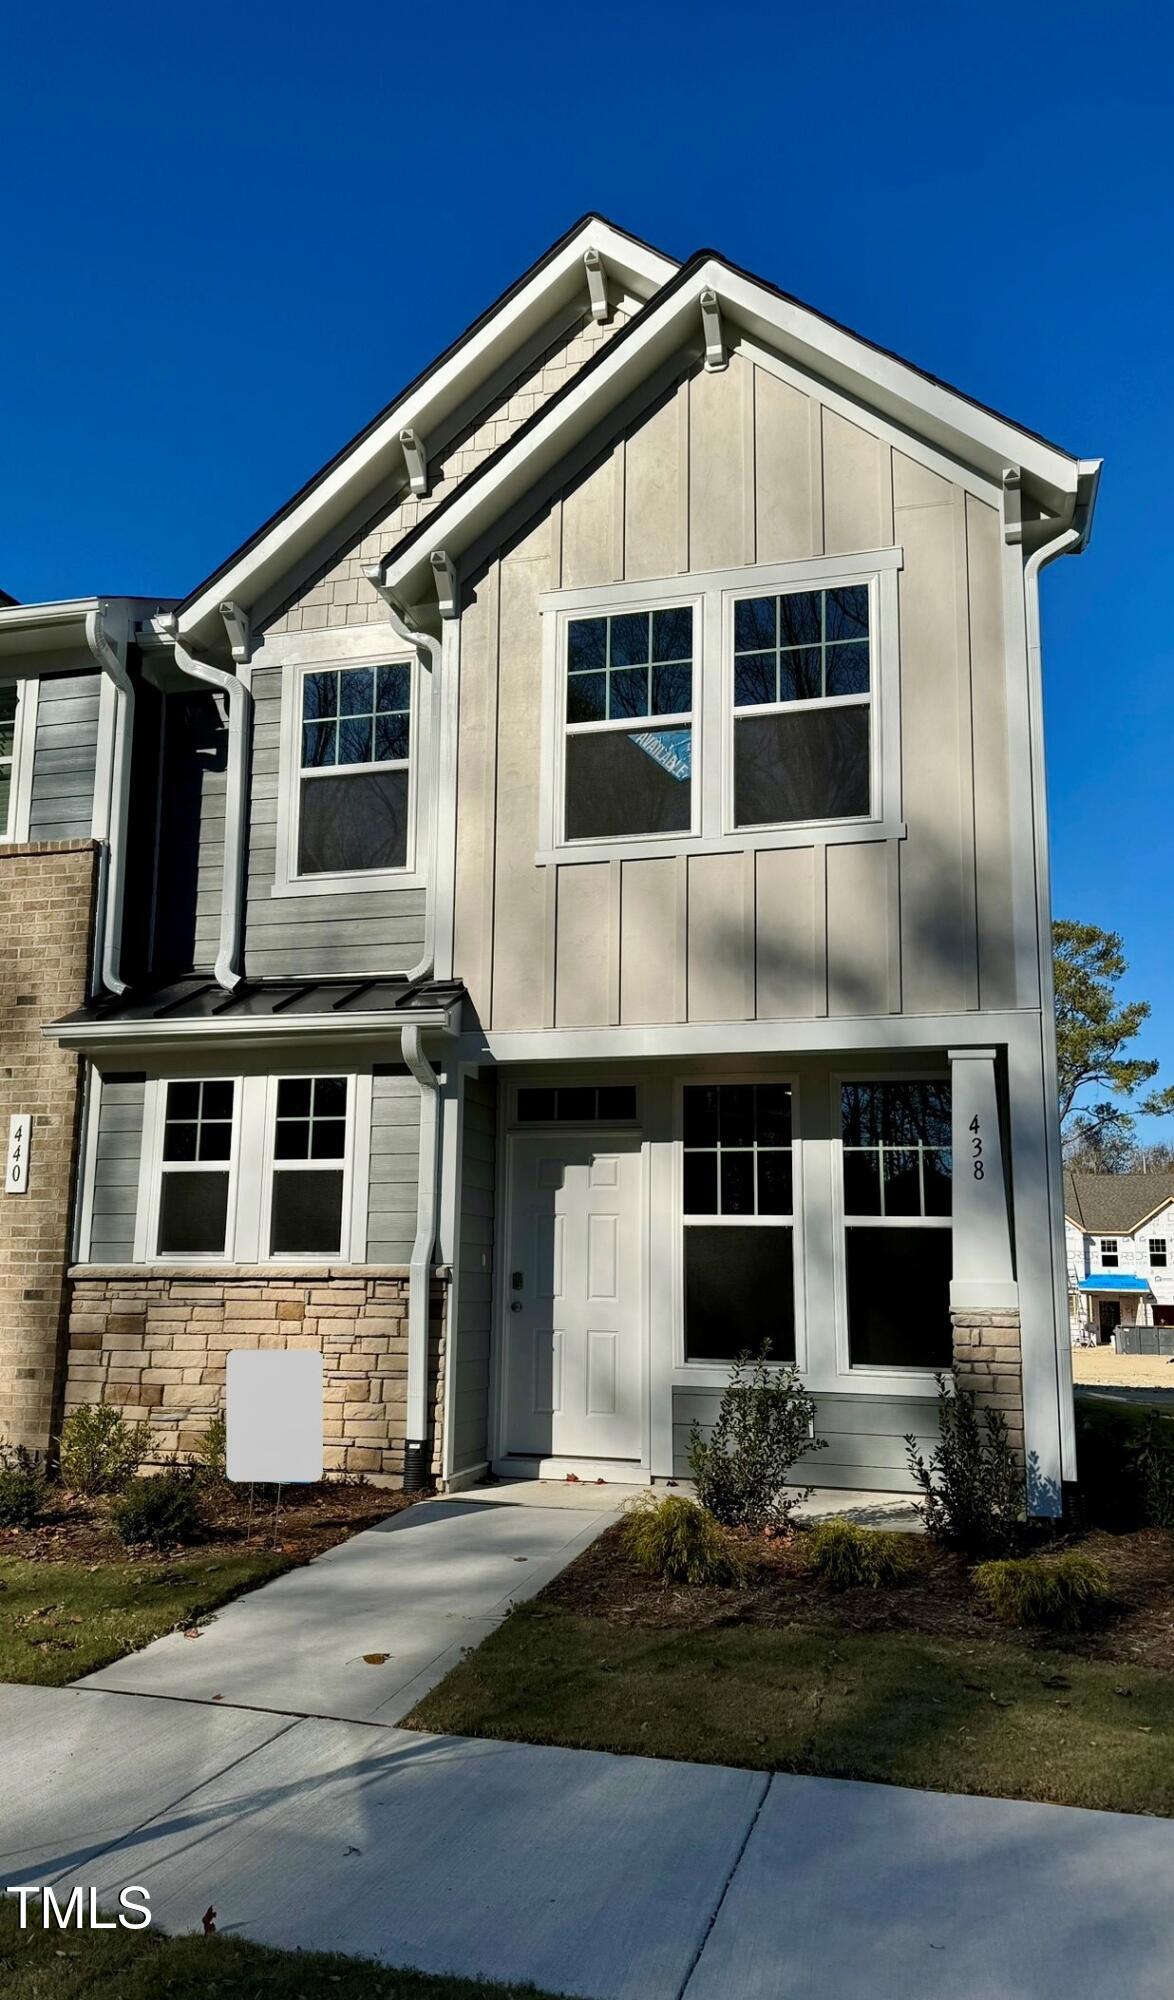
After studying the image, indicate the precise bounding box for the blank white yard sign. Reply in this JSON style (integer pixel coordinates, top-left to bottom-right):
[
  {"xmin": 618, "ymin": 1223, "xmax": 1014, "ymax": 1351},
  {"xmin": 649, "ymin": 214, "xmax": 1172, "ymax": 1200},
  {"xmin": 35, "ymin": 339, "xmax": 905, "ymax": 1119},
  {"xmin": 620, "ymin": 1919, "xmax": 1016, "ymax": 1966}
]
[{"xmin": 226, "ymin": 1349, "xmax": 323, "ymax": 1484}]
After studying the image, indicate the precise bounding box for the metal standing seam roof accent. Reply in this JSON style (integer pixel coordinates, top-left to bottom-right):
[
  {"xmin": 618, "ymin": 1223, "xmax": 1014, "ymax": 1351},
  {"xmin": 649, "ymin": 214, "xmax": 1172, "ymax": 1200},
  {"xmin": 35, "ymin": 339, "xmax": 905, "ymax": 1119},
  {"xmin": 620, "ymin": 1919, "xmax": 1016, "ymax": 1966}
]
[{"xmin": 52, "ymin": 975, "xmax": 465, "ymax": 1030}]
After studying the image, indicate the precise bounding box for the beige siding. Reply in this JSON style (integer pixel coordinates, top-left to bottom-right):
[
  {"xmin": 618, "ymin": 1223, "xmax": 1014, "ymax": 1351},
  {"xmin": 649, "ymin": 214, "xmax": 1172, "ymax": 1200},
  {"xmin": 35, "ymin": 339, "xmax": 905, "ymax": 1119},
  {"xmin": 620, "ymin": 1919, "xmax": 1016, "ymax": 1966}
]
[{"xmin": 453, "ymin": 349, "xmax": 1018, "ymax": 1032}]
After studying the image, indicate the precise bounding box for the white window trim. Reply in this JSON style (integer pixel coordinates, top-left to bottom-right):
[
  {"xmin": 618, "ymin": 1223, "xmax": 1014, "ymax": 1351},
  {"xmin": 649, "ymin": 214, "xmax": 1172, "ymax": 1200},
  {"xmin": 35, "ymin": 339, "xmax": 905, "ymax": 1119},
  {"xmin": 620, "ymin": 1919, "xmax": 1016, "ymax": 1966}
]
[
  {"xmin": 257, "ymin": 1071, "xmax": 366, "ymax": 1264},
  {"xmin": 673, "ymin": 1073, "xmax": 806, "ymax": 1376},
  {"xmin": 135, "ymin": 1071, "xmax": 373, "ymax": 1264},
  {"xmin": 272, "ymin": 652, "xmax": 427, "ymax": 897},
  {"xmin": 1100, "ymin": 1237, "xmax": 1119, "ymax": 1267},
  {"xmin": 830, "ymin": 1069, "xmax": 953, "ymax": 1387},
  {"xmin": 0, "ymin": 674, "xmax": 38, "ymax": 844},
  {"xmin": 536, "ymin": 549, "xmax": 903, "ymax": 866}
]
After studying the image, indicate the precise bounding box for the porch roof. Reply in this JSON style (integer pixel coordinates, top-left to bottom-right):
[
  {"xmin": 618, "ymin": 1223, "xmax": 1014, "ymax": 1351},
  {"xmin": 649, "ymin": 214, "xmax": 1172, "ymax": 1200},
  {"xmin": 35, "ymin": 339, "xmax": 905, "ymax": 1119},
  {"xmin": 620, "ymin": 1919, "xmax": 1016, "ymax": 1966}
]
[
  {"xmin": 1077, "ymin": 1274, "xmax": 1151, "ymax": 1293},
  {"xmin": 46, "ymin": 973, "xmax": 465, "ymax": 1053}
]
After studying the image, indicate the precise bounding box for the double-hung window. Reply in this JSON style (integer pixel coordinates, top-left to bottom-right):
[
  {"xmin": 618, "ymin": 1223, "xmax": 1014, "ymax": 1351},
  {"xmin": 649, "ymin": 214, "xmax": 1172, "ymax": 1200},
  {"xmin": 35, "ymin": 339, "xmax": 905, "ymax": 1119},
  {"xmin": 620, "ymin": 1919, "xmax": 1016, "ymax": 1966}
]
[
  {"xmin": 732, "ymin": 584, "xmax": 871, "ymax": 827},
  {"xmin": 563, "ymin": 606, "xmax": 694, "ymax": 841},
  {"xmin": 297, "ymin": 662, "xmax": 412, "ymax": 876},
  {"xmin": 1100, "ymin": 1237, "xmax": 1119, "ymax": 1269},
  {"xmin": 1150, "ymin": 1238, "xmax": 1167, "ymax": 1269},
  {"xmin": 156, "ymin": 1081, "xmax": 236, "ymax": 1256},
  {"xmin": 681, "ymin": 1081, "xmax": 795, "ymax": 1363},
  {"xmin": 269, "ymin": 1076, "xmax": 350, "ymax": 1256},
  {"xmin": 840, "ymin": 1080, "xmax": 952, "ymax": 1369}
]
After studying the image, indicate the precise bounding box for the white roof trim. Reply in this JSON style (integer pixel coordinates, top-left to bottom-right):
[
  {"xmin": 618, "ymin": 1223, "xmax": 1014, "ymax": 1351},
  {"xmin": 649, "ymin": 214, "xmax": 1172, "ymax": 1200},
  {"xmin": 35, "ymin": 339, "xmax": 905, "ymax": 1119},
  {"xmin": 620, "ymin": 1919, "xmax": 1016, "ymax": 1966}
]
[
  {"xmin": 46, "ymin": 1005, "xmax": 459, "ymax": 1053},
  {"xmin": 382, "ymin": 256, "xmax": 1092, "ymax": 612},
  {"xmin": 178, "ymin": 218, "xmax": 676, "ymax": 646}
]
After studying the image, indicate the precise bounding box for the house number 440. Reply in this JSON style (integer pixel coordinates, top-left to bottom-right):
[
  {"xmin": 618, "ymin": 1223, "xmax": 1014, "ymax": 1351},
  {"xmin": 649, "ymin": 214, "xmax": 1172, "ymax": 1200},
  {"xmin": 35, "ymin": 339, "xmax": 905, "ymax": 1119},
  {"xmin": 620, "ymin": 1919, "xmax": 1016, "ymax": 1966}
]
[{"xmin": 970, "ymin": 1115, "xmax": 985, "ymax": 1182}]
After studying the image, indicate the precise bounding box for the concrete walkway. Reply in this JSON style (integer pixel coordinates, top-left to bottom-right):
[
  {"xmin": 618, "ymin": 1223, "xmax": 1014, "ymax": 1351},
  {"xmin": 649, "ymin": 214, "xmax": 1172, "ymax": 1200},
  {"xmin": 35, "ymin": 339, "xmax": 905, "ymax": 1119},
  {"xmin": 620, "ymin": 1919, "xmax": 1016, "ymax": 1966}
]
[{"xmin": 3, "ymin": 1483, "xmax": 1173, "ymax": 1997}]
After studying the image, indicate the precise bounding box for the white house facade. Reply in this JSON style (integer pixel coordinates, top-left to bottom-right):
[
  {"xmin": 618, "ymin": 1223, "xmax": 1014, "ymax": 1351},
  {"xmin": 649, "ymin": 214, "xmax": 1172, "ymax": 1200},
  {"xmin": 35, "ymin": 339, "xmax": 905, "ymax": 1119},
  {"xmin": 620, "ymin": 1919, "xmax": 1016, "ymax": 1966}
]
[
  {"xmin": 1065, "ymin": 1170, "xmax": 1174, "ymax": 1345},
  {"xmin": 0, "ymin": 217, "xmax": 1100, "ymax": 1513}
]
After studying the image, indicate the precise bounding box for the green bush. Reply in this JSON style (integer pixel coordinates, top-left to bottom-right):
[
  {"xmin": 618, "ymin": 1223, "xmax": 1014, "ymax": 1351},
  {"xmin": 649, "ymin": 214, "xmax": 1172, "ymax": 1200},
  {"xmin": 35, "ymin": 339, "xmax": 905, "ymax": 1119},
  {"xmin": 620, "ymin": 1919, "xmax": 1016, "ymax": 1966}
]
[
  {"xmin": 110, "ymin": 1467, "xmax": 204, "ymax": 1549},
  {"xmin": 58, "ymin": 1405, "xmax": 150, "ymax": 1496},
  {"xmin": 621, "ymin": 1494, "xmax": 744, "ymax": 1586},
  {"xmin": 905, "ymin": 1375, "xmax": 1022, "ymax": 1553},
  {"xmin": 689, "ymin": 1349, "xmax": 826, "ymax": 1533},
  {"xmin": 802, "ymin": 1517, "xmax": 914, "ymax": 1591},
  {"xmin": 973, "ymin": 1551, "xmax": 1112, "ymax": 1631},
  {"xmin": 190, "ymin": 1412, "xmax": 228, "ymax": 1487},
  {"xmin": 0, "ymin": 1444, "xmax": 48, "ymax": 1528},
  {"xmin": 1122, "ymin": 1411, "xmax": 1174, "ymax": 1530}
]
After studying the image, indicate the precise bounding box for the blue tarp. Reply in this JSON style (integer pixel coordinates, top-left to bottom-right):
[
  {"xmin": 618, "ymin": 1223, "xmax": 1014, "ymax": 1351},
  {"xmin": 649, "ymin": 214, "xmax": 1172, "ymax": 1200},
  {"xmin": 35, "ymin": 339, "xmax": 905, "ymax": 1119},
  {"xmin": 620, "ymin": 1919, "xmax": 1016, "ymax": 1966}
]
[{"xmin": 1077, "ymin": 1274, "xmax": 1151, "ymax": 1293}]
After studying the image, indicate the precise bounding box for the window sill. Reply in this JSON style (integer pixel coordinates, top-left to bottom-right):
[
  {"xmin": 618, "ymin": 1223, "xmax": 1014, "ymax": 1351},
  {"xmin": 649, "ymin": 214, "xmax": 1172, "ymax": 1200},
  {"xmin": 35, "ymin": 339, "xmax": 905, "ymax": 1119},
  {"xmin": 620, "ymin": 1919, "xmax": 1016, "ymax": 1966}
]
[
  {"xmin": 270, "ymin": 867, "xmax": 427, "ymax": 899},
  {"xmin": 535, "ymin": 820, "xmax": 905, "ymax": 868}
]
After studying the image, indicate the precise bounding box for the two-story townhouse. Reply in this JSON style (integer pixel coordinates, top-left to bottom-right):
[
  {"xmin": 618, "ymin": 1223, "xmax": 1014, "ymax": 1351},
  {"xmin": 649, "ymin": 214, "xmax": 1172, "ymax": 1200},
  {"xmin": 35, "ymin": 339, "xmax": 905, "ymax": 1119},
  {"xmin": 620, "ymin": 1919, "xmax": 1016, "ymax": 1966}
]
[
  {"xmin": 1065, "ymin": 1169, "xmax": 1174, "ymax": 1344},
  {"xmin": 6, "ymin": 216, "xmax": 1100, "ymax": 1513}
]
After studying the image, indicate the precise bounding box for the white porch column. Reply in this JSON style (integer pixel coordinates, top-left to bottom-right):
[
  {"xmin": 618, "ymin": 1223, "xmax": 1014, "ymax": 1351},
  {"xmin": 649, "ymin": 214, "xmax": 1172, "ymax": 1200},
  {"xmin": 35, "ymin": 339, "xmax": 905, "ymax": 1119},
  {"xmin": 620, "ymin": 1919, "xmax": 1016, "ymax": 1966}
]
[{"xmin": 947, "ymin": 1048, "xmax": 1017, "ymax": 1311}]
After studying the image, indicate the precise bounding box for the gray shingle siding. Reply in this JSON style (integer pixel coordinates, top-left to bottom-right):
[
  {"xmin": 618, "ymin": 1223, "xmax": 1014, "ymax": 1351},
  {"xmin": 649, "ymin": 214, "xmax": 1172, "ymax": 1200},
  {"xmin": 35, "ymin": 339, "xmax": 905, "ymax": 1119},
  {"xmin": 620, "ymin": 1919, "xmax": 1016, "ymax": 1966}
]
[
  {"xmin": 673, "ymin": 1388, "xmax": 939, "ymax": 1493},
  {"xmin": 366, "ymin": 1069, "xmax": 420, "ymax": 1264},
  {"xmin": 28, "ymin": 673, "xmax": 101, "ymax": 840},
  {"xmin": 88, "ymin": 1077, "xmax": 144, "ymax": 1262}
]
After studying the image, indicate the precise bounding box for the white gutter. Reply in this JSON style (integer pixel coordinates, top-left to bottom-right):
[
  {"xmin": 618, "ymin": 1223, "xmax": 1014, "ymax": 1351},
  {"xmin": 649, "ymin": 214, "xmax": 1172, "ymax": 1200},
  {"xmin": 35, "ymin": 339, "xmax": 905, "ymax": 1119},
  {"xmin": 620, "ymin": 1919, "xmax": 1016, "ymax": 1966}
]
[
  {"xmin": 84, "ymin": 604, "xmax": 133, "ymax": 996},
  {"xmin": 402, "ymin": 1022, "xmax": 441, "ymax": 1486},
  {"xmin": 168, "ymin": 629, "xmax": 253, "ymax": 991},
  {"xmin": 363, "ymin": 567, "xmax": 443, "ymax": 982}
]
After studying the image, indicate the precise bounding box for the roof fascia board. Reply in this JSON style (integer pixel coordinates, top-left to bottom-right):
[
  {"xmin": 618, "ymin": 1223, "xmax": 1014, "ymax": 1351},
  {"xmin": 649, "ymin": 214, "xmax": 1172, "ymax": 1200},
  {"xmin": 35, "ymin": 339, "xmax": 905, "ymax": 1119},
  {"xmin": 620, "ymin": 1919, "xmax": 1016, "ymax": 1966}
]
[
  {"xmin": 47, "ymin": 1005, "xmax": 459, "ymax": 1055},
  {"xmin": 384, "ymin": 257, "xmax": 1087, "ymax": 606},
  {"xmin": 0, "ymin": 596, "xmax": 173, "ymax": 664},
  {"xmin": 178, "ymin": 219, "xmax": 677, "ymax": 646}
]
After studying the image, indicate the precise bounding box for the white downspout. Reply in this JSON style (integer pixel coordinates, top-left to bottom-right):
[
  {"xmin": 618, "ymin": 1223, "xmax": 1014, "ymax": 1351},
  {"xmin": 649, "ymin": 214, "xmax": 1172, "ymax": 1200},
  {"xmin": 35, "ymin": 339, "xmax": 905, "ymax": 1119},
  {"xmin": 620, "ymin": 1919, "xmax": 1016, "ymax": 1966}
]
[
  {"xmin": 402, "ymin": 1023, "xmax": 441, "ymax": 1488},
  {"xmin": 169, "ymin": 633, "xmax": 253, "ymax": 991},
  {"xmin": 1022, "ymin": 518, "xmax": 1083, "ymax": 1492},
  {"xmin": 84, "ymin": 604, "xmax": 133, "ymax": 996},
  {"xmin": 364, "ymin": 566, "xmax": 441, "ymax": 983}
]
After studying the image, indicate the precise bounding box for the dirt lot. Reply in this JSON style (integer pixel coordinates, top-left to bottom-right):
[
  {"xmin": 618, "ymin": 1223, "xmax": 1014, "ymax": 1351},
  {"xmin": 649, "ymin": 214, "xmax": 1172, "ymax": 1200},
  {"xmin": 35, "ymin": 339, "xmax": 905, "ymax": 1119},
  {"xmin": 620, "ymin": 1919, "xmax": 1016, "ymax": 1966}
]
[{"xmin": 1072, "ymin": 1347, "xmax": 1174, "ymax": 1391}]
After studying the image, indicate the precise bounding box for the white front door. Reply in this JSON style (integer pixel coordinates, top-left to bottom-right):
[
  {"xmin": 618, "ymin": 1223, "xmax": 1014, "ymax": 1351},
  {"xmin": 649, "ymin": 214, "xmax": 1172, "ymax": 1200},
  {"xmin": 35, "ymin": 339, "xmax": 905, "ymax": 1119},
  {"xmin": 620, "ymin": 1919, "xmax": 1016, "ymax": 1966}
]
[{"xmin": 502, "ymin": 1134, "xmax": 643, "ymax": 1464}]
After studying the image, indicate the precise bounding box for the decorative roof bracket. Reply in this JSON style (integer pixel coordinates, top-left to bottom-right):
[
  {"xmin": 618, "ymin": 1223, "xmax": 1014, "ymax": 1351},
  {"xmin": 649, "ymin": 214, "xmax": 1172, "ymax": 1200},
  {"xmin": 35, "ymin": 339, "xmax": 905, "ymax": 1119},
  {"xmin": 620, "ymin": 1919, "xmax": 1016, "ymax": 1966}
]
[
  {"xmin": 219, "ymin": 598, "xmax": 252, "ymax": 663},
  {"xmin": 400, "ymin": 426, "xmax": 429, "ymax": 496},
  {"xmin": 584, "ymin": 248, "xmax": 610, "ymax": 324},
  {"xmin": 700, "ymin": 288, "xmax": 726, "ymax": 371},
  {"xmin": 430, "ymin": 549, "xmax": 458, "ymax": 620}
]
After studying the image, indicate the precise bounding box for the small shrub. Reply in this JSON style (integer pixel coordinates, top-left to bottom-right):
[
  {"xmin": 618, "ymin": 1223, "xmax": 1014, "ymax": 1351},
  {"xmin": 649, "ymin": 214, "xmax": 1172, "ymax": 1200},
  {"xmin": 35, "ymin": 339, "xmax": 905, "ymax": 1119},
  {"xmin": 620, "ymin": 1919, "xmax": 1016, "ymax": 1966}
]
[
  {"xmin": 689, "ymin": 1349, "xmax": 826, "ymax": 1533},
  {"xmin": 621, "ymin": 1494, "xmax": 744, "ymax": 1586},
  {"xmin": 1123, "ymin": 1412, "xmax": 1174, "ymax": 1530},
  {"xmin": 110, "ymin": 1467, "xmax": 204, "ymax": 1549},
  {"xmin": 58, "ymin": 1405, "xmax": 150, "ymax": 1496},
  {"xmin": 905, "ymin": 1375, "xmax": 1022, "ymax": 1553},
  {"xmin": 803, "ymin": 1517, "xmax": 914, "ymax": 1591},
  {"xmin": 973, "ymin": 1552, "xmax": 1112, "ymax": 1631},
  {"xmin": 190, "ymin": 1413, "xmax": 228, "ymax": 1488},
  {"xmin": 0, "ymin": 1444, "xmax": 48, "ymax": 1528}
]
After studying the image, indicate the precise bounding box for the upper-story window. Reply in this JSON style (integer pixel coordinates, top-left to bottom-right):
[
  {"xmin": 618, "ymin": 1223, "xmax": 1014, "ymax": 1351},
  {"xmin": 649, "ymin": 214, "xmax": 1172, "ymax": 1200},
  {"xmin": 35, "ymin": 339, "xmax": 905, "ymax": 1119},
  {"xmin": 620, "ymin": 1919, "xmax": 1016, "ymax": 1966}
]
[
  {"xmin": 563, "ymin": 606, "xmax": 694, "ymax": 842},
  {"xmin": 1100, "ymin": 1237, "xmax": 1119, "ymax": 1268},
  {"xmin": 731, "ymin": 585, "xmax": 870, "ymax": 827},
  {"xmin": 1150, "ymin": 1238, "xmax": 1168, "ymax": 1268},
  {"xmin": 0, "ymin": 684, "xmax": 17, "ymax": 838},
  {"xmin": 297, "ymin": 663, "xmax": 412, "ymax": 876}
]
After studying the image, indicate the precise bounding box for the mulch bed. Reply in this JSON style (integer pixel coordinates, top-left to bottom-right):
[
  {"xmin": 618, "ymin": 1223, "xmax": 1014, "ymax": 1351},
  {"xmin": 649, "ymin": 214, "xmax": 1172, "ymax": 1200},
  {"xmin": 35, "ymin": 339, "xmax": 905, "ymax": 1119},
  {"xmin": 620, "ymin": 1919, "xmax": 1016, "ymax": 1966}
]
[
  {"xmin": 545, "ymin": 1521, "xmax": 1174, "ymax": 1672},
  {"xmin": 1, "ymin": 1480, "xmax": 417, "ymax": 1568}
]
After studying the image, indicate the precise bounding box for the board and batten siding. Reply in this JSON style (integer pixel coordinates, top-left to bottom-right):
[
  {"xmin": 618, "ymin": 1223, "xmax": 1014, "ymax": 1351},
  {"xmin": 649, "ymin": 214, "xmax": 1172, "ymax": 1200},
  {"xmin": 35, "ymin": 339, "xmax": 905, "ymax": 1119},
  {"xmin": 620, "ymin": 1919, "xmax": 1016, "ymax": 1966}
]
[
  {"xmin": 673, "ymin": 1387, "xmax": 938, "ymax": 1493},
  {"xmin": 451, "ymin": 1071, "xmax": 497, "ymax": 1473},
  {"xmin": 28, "ymin": 672, "xmax": 102, "ymax": 841},
  {"xmin": 452, "ymin": 352, "xmax": 1018, "ymax": 1032},
  {"xmin": 88, "ymin": 1076, "xmax": 145, "ymax": 1263},
  {"xmin": 244, "ymin": 665, "xmax": 426, "ymax": 979},
  {"xmin": 366, "ymin": 1069, "xmax": 420, "ymax": 1264}
]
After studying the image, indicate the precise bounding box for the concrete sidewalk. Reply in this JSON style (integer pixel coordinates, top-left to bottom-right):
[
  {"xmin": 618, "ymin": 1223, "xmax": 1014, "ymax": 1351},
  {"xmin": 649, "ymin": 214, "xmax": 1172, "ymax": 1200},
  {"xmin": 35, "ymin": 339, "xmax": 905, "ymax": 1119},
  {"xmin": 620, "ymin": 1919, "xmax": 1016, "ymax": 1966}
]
[
  {"xmin": 80, "ymin": 1486, "xmax": 620, "ymax": 1723},
  {"xmin": 4, "ymin": 1680, "xmax": 1173, "ymax": 2000}
]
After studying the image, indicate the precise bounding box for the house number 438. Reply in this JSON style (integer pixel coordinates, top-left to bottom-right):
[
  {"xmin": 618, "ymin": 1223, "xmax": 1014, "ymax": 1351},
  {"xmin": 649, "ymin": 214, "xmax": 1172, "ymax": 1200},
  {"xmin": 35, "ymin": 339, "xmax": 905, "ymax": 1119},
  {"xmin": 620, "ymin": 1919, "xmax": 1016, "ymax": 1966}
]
[{"xmin": 970, "ymin": 1115, "xmax": 985, "ymax": 1182}]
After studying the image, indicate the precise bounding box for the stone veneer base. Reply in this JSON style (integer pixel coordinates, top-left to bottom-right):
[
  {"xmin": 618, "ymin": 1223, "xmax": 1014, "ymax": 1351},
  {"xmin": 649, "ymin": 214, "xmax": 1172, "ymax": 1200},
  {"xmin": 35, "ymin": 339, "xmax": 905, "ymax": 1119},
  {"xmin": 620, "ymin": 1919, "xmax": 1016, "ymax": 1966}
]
[
  {"xmin": 950, "ymin": 1309, "xmax": 1025, "ymax": 1464},
  {"xmin": 63, "ymin": 1266, "xmax": 446, "ymax": 1482}
]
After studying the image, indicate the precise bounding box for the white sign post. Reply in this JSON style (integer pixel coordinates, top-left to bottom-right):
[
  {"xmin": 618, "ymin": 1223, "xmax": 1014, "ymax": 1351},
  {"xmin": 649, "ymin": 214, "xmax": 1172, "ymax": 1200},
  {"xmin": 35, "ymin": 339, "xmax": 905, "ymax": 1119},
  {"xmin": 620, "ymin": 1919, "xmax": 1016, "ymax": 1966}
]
[{"xmin": 6, "ymin": 1114, "xmax": 31, "ymax": 1194}]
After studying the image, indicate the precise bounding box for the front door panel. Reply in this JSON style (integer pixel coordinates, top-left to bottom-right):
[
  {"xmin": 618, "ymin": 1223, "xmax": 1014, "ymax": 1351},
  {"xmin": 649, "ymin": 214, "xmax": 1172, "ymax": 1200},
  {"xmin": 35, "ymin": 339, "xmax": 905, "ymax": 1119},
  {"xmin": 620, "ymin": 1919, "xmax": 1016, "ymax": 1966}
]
[{"xmin": 504, "ymin": 1135, "xmax": 642, "ymax": 1461}]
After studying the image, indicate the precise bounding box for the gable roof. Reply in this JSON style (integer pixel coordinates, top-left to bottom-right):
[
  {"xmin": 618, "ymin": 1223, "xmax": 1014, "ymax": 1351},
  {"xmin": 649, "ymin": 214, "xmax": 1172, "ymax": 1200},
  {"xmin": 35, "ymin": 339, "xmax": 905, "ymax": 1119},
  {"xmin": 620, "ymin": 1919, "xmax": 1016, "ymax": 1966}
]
[
  {"xmin": 379, "ymin": 246, "xmax": 1100, "ymax": 620},
  {"xmin": 176, "ymin": 215, "xmax": 677, "ymax": 648},
  {"xmin": 1064, "ymin": 1170, "xmax": 1174, "ymax": 1235}
]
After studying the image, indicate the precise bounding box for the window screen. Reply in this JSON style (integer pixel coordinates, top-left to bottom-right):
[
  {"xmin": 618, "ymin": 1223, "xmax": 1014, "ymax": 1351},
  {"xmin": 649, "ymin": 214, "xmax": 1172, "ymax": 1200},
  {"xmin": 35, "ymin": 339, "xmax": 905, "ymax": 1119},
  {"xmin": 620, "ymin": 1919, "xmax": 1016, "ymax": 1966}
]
[
  {"xmin": 298, "ymin": 664, "xmax": 411, "ymax": 875},
  {"xmin": 732, "ymin": 586, "xmax": 871, "ymax": 827},
  {"xmin": 269, "ymin": 1077, "xmax": 347, "ymax": 1256},
  {"xmin": 682, "ymin": 1082, "xmax": 795, "ymax": 1362},
  {"xmin": 564, "ymin": 607, "xmax": 693, "ymax": 840},
  {"xmin": 157, "ymin": 1079, "xmax": 234, "ymax": 1256},
  {"xmin": 841, "ymin": 1081, "xmax": 951, "ymax": 1369}
]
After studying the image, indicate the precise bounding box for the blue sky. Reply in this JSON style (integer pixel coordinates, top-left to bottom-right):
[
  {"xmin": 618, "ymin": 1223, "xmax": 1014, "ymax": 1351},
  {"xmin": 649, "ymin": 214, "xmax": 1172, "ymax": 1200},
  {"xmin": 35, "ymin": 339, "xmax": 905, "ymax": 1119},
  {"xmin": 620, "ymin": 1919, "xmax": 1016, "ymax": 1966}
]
[{"xmin": 3, "ymin": 2, "xmax": 1170, "ymax": 1127}]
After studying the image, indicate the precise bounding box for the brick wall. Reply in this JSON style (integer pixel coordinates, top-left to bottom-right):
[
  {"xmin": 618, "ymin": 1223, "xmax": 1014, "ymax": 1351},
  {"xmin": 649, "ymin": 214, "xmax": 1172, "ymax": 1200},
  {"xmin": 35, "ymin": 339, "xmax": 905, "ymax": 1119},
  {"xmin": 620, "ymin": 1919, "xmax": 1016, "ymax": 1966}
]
[
  {"xmin": 951, "ymin": 1309, "xmax": 1025, "ymax": 1465},
  {"xmin": 63, "ymin": 1266, "xmax": 446, "ymax": 1482},
  {"xmin": 0, "ymin": 840, "xmax": 98, "ymax": 1451}
]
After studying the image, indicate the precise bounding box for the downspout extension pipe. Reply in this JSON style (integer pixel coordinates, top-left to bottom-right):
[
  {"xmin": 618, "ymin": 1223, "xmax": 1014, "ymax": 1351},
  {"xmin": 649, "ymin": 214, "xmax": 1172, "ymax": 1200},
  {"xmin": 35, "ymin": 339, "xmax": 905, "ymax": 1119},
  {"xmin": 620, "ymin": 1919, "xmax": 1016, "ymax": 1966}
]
[
  {"xmin": 169, "ymin": 632, "xmax": 253, "ymax": 992},
  {"xmin": 364, "ymin": 566, "xmax": 441, "ymax": 984},
  {"xmin": 402, "ymin": 1023, "xmax": 441, "ymax": 1491},
  {"xmin": 84, "ymin": 605, "xmax": 133, "ymax": 996}
]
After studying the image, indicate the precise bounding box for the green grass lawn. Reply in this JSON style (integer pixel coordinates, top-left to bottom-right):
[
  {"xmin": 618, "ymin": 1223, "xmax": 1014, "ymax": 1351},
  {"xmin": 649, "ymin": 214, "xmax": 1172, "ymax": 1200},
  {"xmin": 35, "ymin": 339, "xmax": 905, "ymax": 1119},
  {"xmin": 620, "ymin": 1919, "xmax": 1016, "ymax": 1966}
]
[
  {"xmin": 407, "ymin": 1595, "xmax": 1174, "ymax": 1817},
  {"xmin": 0, "ymin": 1900, "xmax": 564, "ymax": 2000},
  {"xmin": 0, "ymin": 1551, "xmax": 292, "ymax": 1685}
]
